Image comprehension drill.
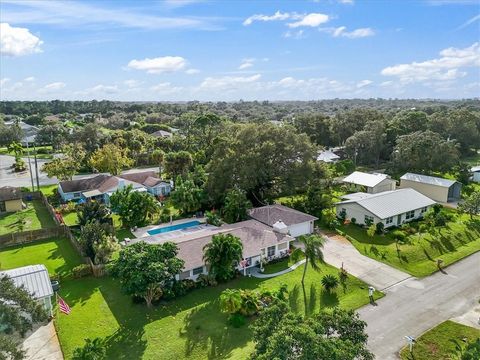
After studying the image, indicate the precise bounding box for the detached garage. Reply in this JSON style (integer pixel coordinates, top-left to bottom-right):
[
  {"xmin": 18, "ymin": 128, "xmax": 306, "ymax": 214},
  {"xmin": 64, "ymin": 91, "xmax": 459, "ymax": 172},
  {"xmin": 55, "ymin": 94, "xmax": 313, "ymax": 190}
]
[{"xmin": 399, "ymin": 173, "xmax": 462, "ymax": 203}]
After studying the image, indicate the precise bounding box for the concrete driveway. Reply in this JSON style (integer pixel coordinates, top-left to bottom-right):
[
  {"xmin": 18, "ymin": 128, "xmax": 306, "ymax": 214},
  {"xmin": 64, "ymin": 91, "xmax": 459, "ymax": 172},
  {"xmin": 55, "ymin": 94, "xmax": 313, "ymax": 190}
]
[
  {"xmin": 22, "ymin": 321, "xmax": 63, "ymax": 360},
  {"xmin": 321, "ymin": 233, "xmax": 412, "ymax": 291},
  {"xmin": 358, "ymin": 252, "xmax": 480, "ymax": 359}
]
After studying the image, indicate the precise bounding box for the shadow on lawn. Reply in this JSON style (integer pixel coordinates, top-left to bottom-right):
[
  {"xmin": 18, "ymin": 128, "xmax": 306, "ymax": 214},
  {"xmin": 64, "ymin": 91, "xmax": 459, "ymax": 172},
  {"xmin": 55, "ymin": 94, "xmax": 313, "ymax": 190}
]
[{"xmin": 31, "ymin": 200, "xmax": 56, "ymax": 228}]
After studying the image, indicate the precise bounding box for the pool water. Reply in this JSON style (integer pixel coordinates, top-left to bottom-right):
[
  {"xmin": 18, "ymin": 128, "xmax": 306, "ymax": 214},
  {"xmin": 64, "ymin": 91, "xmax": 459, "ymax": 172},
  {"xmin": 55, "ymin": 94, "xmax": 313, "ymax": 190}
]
[{"xmin": 147, "ymin": 220, "xmax": 201, "ymax": 235}]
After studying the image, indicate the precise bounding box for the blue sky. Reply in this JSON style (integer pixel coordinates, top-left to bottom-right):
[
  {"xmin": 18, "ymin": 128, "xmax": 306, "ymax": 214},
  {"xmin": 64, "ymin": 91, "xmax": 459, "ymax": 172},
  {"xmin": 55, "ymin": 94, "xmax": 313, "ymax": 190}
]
[{"xmin": 0, "ymin": 0, "xmax": 479, "ymax": 101}]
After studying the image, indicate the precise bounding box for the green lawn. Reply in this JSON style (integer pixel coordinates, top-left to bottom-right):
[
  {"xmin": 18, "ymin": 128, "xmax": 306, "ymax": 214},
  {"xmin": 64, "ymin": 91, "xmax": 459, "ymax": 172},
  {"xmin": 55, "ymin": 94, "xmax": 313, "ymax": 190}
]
[
  {"xmin": 0, "ymin": 237, "xmax": 83, "ymax": 278},
  {"xmin": 0, "ymin": 200, "xmax": 56, "ymax": 235},
  {"xmin": 39, "ymin": 184, "xmax": 58, "ymax": 197},
  {"xmin": 262, "ymin": 255, "xmax": 304, "ymax": 274},
  {"xmin": 338, "ymin": 211, "xmax": 480, "ymax": 277},
  {"xmin": 399, "ymin": 320, "xmax": 480, "ymax": 360}
]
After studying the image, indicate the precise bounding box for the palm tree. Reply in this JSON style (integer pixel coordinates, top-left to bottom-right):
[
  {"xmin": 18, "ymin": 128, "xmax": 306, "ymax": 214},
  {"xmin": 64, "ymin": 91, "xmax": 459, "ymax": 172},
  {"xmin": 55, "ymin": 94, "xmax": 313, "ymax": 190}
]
[
  {"xmin": 203, "ymin": 234, "xmax": 243, "ymax": 282},
  {"xmin": 291, "ymin": 234, "xmax": 325, "ymax": 286},
  {"xmin": 219, "ymin": 289, "xmax": 243, "ymax": 314}
]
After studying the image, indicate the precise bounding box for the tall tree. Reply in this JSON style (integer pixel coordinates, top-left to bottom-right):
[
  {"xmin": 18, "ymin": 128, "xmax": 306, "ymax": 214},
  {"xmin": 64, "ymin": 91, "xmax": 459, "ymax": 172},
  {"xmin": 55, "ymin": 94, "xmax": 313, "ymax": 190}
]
[
  {"xmin": 164, "ymin": 151, "xmax": 193, "ymax": 179},
  {"xmin": 459, "ymin": 191, "xmax": 480, "ymax": 219},
  {"xmin": 79, "ymin": 221, "xmax": 118, "ymax": 264},
  {"xmin": 77, "ymin": 200, "xmax": 111, "ymax": 227},
  {"xmin": 222, "ymin": 188, "xmax": 252, "ymax": 223},
  {"xmin": 170, "ymin": 176, "xmax": 203, "ymax": 214},
  {"xmin": 89, "ymin": 143, "xmax": 133, "ymax": 175},
  {"xmin": 35, "ymin": 120, "xmax": 69, "ymax": 150},
  {"xmin": 203, "ymin": 233, "xmax": 243, "ymax": 282},
  {"xmin": 112, "ymin": 242, "xmax": 184, "ymax": 307},
  {"xmin": 110, "ymin": 185, "xmax": 159, "ymax": 228}
]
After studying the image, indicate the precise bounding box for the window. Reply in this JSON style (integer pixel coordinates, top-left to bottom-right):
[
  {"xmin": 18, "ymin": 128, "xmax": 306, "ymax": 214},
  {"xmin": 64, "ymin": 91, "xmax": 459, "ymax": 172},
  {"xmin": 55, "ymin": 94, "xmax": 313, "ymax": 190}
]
[
  {"xmin": 73, "ymin": 192, "xmax": 82, "ymax": 198},
  {"xmin": 405, "ymin": 210, "xmax": 415, "ymax": 220},
  {"xmin": 267, "ymin": 246, "xmax": 276, "ymax": 257},
  {"xmin": 385, "ymin": 217, "xmax": 393, "ymax": 225},
  {"xmin": 0, "ymin": 201, "xmax": 5, "ymax": 212},
  {"xmin": 192, "ymin": 266, "xmax": 204, "ymax": 276},
  {"xmin": 421, "ymin": 207, "xmax": 428, "ymax": 213},
  {"xmin": 364, "ymin": 215, "xmax": 374, "ymax": 225}
]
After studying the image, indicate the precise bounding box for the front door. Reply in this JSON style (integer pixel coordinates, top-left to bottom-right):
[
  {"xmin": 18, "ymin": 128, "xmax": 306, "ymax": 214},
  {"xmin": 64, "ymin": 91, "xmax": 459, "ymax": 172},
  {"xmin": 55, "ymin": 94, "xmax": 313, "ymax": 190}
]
[{"xmin": 397, "ymin": 214, "xmax": 402, "ymax": 225}]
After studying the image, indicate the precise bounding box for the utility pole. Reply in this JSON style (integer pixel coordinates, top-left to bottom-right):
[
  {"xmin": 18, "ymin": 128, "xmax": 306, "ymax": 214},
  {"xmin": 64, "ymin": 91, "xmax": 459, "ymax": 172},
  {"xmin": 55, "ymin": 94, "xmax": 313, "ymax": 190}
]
[
  {"xmin": 25, "ymin": 140, "xmax": 35, "ymax": 191},
  {"xmin": 33, "ymin": 142, "xmax": 40, "ymax": 191}
]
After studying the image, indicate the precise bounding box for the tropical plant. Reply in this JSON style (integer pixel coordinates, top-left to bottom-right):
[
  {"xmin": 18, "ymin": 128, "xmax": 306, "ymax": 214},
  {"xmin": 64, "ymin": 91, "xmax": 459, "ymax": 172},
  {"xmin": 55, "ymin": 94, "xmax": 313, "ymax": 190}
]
[
  {"xmin": 205, "ymin": 210, "xmax": 221, "ymax": 226},
  {"xmin": 219, "ymin": 289, "xmax": 243, "ymax": 314},
  {"xmin": 367, "ymin": 224, "xmax": 376, "ymax": 238},
  {"xmin": 222, "ymin": 188, "xmax": 252, "ymax": 223},
  {"xmin": 170, "ymin": 176, "xmax": 203, "ymax": 214},
  {"xmin": 291, "ymin": 234, "xmax": 325, "ymax": 286},
  {"xmin": 203, "ymin": 233, "xmax": 243, "ymax": 282},
  {"xmin": 72, "ymin": 337, "xmax": 106, "ymax": 360},
  {"xmin": 77, "ymin": 201, "xmax": 111, "ymax": 227},
  {"xmin": 79, "ymin": 221, "xmax": 118, "ymax": 264},
  {"xmin": 321, "ymin": 274, "xmax": 339, "ymax": 293}
]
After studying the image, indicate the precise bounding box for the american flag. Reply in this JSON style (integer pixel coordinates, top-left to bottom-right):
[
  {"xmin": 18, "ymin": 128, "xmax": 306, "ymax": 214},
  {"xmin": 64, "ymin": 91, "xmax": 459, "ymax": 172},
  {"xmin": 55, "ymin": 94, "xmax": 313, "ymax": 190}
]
[{"xmin": 58, "ymin": 296, "xmax": 71, "ymax": 315}]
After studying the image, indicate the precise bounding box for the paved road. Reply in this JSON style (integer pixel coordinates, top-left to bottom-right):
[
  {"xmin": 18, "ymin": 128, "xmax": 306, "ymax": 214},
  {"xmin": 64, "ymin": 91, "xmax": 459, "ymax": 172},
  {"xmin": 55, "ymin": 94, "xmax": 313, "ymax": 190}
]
[
  {"xmin": 321, "ymin": 233, "xmax": 412, "ymax": 291},
  {"xmin": 358, "ymin": 252, "xmax": 480, "ymax": 359}
]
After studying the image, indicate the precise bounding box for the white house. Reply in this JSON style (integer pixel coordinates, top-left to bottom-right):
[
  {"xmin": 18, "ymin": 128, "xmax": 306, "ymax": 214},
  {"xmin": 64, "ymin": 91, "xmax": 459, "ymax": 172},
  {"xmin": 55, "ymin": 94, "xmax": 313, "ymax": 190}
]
[
  {"xmin": 248, "ymin": 204, "xmax": 317, "ymax": 237},
  {"xmin": 471, "ymin": 166, "xmax": 480, "ymax": 183},
  {"xmin": 335, "ymin": 188, "xmax": 436, "ymax": 228},
  {"xmin": 399, "ymin": 173, "xmax": 462, "ymax": 203},
  {"xmin": 342, "ymin": 171, "xmax": 396, "ymax": 194},
  {"xmin": 317, "ymin": 149, "xmax": 340, "ymax": 163},
  {"xmin": 1, "ymin": 265, "xmax": 54, "ymax": 316}
]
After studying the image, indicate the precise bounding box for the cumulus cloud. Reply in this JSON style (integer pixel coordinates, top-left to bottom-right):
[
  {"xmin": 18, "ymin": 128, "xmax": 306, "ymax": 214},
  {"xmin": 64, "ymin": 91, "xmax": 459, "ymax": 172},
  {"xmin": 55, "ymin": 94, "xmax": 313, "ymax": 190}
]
[
  {"xmin": 381, "ymin": 42, "xmax": 479, "ymax": 83},
  {"xmin": 288, "ymin": 13, "xmax": 329, "ymax": 28},
  {"xmin": 200, "ymin": 74, "xmax": 261, "ymax": 90},
  {"xmin": 321, "ymin": 26, "xmax": 375, "ymax": 38},
  {"xmin": 0, "ymin": 23, "xmax": 43, "ymax": 56},
  {"xmin": 243, "ymin": 11, "xmax": 292, "ymax": 26},
  {"xmin": 127, "ymin": 56, "xmax": 187, "ymax": 74}
]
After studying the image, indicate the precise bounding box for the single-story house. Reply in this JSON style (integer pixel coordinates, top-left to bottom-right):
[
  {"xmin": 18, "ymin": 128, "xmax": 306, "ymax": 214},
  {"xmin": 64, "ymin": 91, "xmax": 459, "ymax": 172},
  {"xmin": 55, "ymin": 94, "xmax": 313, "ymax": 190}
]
[
  {"xmin": 151, "ymin": 130, "xmax": 173, "ymax": 138},
  {"xmin": 471, "ymin": 166, "xmax": 480, "ymax": 183},
  {"xmin": 0, "ymin": 186, "xmax": 23, "ymax": 213},
  {"xmin": 342, "ymin": 171, "xmax": 397, "ymax": 194},
  {"xmin": 1, "ymin": 265, "xmax": 54, "ymax": 316},
  {"xmin": 58, "ymin": 171, "xmax": 171, "ymax": 203},
  {"xmin": 5, "ymin": 120, "xmax": 39, "ymax": 145},
  {"xmin": 130, "ymin": 219, "xmax": 294, "ymax": 280},
  {"xmin": 248, "ymin": 204, "xmax": 317, "ymax": 237},
  {"xmin": 335, "ymin": 188, "xmax": 436, "ymax": 228},
  {"xmin": 317, "ymin": 149, "xmax": 340, "ymax": 163},
  {"xmin": 399, "ymin": 173, "xmax": 462, "ymax": 203}
]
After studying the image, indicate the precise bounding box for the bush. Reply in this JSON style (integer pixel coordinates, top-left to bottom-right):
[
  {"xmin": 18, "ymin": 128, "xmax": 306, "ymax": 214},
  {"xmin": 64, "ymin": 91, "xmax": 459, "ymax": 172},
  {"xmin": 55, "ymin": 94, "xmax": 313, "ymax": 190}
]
[
  {"xmin": 350, "ymin": 217, "xmax": 356, "ymax": 225},
  {"xmin": 375, "ymin": 222, "xmax": 384, "ymax": 234},
  {"xmin": 36, "ymin": 148, "xmax": 50, "ymax": 154},
  {"xmin": 228, "ymin": 313, "xmax": 246, "ymax": 328},
  {"xmin": 72, "ymin": 337, "xmax": 106, "ymax": 360},
  {"xmin": 72, "ymin": 264, "xmax": 92, "ymax": 279},
  {"xmin": 205, "ymin": 210, "xmax": 222, "ymax": 226},
  {"xmin": 196, "ymin": 273, "xmax": 218, "ymax": 288},
  {"xmin": 321, "ymin": 274, "xmax": 339, "ymax": 293},
  {"xmin": 391, "ymin": 230, "xmax": 406, "ymax": 242}
]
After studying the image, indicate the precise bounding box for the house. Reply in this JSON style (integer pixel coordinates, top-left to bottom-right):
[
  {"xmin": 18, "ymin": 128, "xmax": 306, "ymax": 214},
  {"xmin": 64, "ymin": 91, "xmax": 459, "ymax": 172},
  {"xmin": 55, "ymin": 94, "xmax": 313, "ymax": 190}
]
[
  {"xmin": 342, "ymin": 171, "xmax": 397, "ymax": 194},
  {"xmin": 151, "ymin": 130, "xmax": 173, "ymax": 138},
  {"xmin": 317, "ymin": 149, "xmax": 340, "ymax": 163},
  {"xmin": 130, "ymin": 219, "xmax": 294, "ymax": 280},
  {"xmin": 1, "ymin": 265, "xmax": 54, "ymax": 316},
  {"xmin": 399, "ymin": 173, "xmax": 462, "ymax": 203},
  {"xmin": 58, "ymin": 171, "xmax": 171, "ymax": 203},
  {"xmin": 248, "ymin": 204, "xmax": 317, "ymax": 237},
  {"xmin": 0, "ymin": 186, "xmax": 23, "ymax": 213},
  {"xmin": 335, "ymin": 188, "xmax": 436, "ymax": 228},
  {"xmin": 4, "ymin": 120, "xmax": 39, "ymax": 145},
  {"xmin": 471, "ymin": 166, "xmax": 480, "ymax": 183}
]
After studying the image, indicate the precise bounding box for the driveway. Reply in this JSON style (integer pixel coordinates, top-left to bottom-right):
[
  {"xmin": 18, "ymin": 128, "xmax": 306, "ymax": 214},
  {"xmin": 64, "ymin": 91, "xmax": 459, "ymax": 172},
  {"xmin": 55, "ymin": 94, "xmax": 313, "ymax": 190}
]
[
  {"xmin": 22, "ymin": 321, "xmax": 63, "ymax": 360},
  {"xmin": 358, "ymin": 252, "xmax": 480, "ymax": 359},
  {"xmin": 321, "ymin": 233, "xmax": 412, "ymax": 291}
]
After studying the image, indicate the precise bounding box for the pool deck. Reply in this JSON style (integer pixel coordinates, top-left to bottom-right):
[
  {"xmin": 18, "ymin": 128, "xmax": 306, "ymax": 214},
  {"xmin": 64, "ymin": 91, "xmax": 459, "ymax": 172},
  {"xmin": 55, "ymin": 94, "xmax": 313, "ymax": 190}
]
[{"xmin": 133, "ymin": 217, "xmax": 207, "ymax": 239}]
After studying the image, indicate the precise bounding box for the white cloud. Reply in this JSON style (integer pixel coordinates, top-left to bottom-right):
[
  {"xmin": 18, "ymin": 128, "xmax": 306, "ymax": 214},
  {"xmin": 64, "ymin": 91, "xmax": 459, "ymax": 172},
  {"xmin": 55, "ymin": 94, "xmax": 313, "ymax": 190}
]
[
  {"xmin": 200, "ymin": 74, "xmax": 261, "ymax": 90},
  {"xmin": 24, "ymin": 76, "xmax": 35, "ymax": 82},
  {"xmin": 127, "ymin": 56, "xmax": 187, "ymax": 74},
  {"xmin": 0, "ymin": 23, "xmax": 43, "ymax": 56},
  {"xmin": 43, "ymin": 82, "xmax": 66, "ymax": 90},
  {"xmin": 123, "ymin": 79, "xmax": 142, "ymax": 88},
  {"xmin": 243, "ymin": 11, "xmax": 292, "ymax": 26},
  {"xmin": 87, "ymin": 84, "xmax": 119, "ymax": 93},
  {"xmin": 322, "ymin": 26, "xmax": 375, "ymax": 38},
  {"xmin": 185, "ymin": 68, "xmax": 200, "ymax": 74},
  {"xmin": 338, "ymin": 0, "xmax": 354, "ymax": 4},
  {"xmin": 457, "ymin": 14, "xmax": 480, "ymax": 30},
  {"xmin": 150, "ymin": 82, "xmax": 182, "ymax": 94},
  {"xmin": 283, "ymin": 30, "xmax": 305, "ymax": 39},
  {"xmin": 1, "ymin": 78, "xmax": 10, "ymax": 86},
  {"xmin": 356, "ymin": 80, "xmax": 373, "ymax": 88},
  {"xmin": 238, "ymin": 58, "xmax": 255, "ymax": 70},
  {"xmin": 288, "ymin": 13, "xmax": 329, "ymax": 28},
  {"xmin": 381, "ymin": 42, "xmax": 479, "ymax": 83}
]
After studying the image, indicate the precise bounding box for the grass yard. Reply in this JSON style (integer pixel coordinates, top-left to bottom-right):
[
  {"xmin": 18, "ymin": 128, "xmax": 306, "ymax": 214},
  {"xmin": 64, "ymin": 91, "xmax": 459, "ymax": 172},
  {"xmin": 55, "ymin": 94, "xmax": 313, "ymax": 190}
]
[
  {"xmin": 338, "ymin": 211, "xmax": 480, "ymax": 277},
  {"xmin": 0, "ymin": 237, "xmax": 83, "ymax": 278},
  {"xmin": 0, "ymin": 200, "xmax": 56, "ymax": 235},
  {"xmin": 399, "ymin": 320, "xmax": 480, "ymax": 360},
  {"xmin": 39, "ymin": 184, "xmax": 58, "ymax": 197}
]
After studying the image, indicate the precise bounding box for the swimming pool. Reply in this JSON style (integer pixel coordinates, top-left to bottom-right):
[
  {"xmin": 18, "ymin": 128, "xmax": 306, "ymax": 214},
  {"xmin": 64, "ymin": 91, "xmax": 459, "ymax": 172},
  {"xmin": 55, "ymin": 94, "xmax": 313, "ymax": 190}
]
[{"xmin": 147, "ymin": 220, "xmax": 201, "ymax": 235}]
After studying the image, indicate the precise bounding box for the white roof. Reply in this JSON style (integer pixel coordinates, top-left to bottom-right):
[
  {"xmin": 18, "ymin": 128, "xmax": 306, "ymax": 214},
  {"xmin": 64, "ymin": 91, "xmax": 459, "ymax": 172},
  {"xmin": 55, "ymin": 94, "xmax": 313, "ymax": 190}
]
[
  {"xmin": 1, "ymin": 265, "xmax": 53, "ymax": 299},
  {"xmin": 317, "ymin": 150, "xmax": 340, "ymax": 163},
  {"xmin": 400, "ymin": 173, "xmax": 458, "ymax": 188},
  {"xmin": 340, "ymin": 192, "xmax": 373, "ymax": 201},
  {"xmin": 336, "ymin": 188, "xmax": 436, "ymax": 219},
  {"xmin": 471, "ymin": 166, "xmax": 480, "ymax": 172},
  {"xmin": 342, "ymin": 171, "xmax": 392, "ymax": 188}
]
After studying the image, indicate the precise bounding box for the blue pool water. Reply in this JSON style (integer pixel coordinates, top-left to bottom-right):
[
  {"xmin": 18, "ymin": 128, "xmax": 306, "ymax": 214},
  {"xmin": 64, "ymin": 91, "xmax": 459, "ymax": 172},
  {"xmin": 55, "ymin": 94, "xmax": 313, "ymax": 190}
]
[{"xmin": 147, "ymin": 220, "xmax": 201, "ymax": 235}]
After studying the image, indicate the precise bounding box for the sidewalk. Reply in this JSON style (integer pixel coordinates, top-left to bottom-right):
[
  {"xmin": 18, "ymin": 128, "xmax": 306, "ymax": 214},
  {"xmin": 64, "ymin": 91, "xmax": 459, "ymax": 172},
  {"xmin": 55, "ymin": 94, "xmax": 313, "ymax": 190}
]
[{"xmin": 22, "ymin": 321, "xmax": 63, "ymax": 360}]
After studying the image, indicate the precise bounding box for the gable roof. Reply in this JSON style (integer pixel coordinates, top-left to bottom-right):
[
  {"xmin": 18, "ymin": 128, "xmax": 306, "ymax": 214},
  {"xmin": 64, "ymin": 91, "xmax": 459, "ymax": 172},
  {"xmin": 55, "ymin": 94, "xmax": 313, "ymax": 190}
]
[
  {"xmin": 119, "ymin": 171, "xmax": 167, "ymax": 187},
  {"xmin": 400, "ymin": 173, "xmax": 459, "ymax": 188},
  {"xmin": 342, "ymin": 171, "xmax": 393, "ymax": 188},
  {"xmin": 248, "ymin": 204, "xmax": 317, "ymax": 227},
  {"xmin": 317, "ymin": 150, "xmax": 340, "ymax": 163},
  {"xmin": 0, "ymin": 186, "xmax": 22, "ymax": 201},
  {"xmin": 471, "ymin": 166, "xmax": 480, "ymax": 173},
  {"xmin": 336, "ymin": 188, "xmax": 436, "ymax": 219},
  {"xmin": 1, "ymin": 265, "xmax": 53, "ymax": 299},
  {"xmin": 59, "ymin": 174, "xmax": 111, "ymax": 193}
]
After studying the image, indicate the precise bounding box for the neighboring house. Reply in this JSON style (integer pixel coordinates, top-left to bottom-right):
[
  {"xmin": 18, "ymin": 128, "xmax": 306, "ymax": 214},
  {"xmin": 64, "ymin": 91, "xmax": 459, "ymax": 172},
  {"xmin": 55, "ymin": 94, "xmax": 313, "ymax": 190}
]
[
  {"xmin": 58, "ymin": 171, "xmax": 171, "ymax": 203},
  {"xmin": 471, "ymin": 166, "xmax": 480, "ymax": 183},
  {"xmin": 342, "ymin": 171, "xmax": 397, "ymax": 194},
  {"xmin": 317, "ymin": 149, "xmax": 340, "ymax": 163},
  {"xmin": 335, "ymin": 188, "xmax": 436, "ymax": 228},
  {"xmin": 248, "ymin": 204, "xmax": 317, "ymax": 237},
  {"xmin": 150, "ymin": 130, "xmax": 173, "ymax": 138},
  {"xmin": 0, "ymin": 186, "xmax": 23, "ymax": 213},
  {"xmin": 134, "ymin": 219, "xmax": 294, "ymax": 280},
  {"xmin": 399, "ymin": 173, "xmax": 462, "ymax": 203},
  {"xmin": 1, "ymin": 265, "xmax": 54, "ymax": 316},
  {"xmin": 4, "ymin": 120, "xmax": 39, "ymax": 145}
]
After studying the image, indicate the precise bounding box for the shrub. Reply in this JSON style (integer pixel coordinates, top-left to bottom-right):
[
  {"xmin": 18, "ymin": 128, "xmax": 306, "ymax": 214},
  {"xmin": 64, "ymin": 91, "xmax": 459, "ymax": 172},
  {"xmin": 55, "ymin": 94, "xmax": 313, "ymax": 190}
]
[
  {"xmin": 375, "ymin": 222, "xmax": 384, "ymax": 234},
  {"xmin": 391, "ymin": 230, "xmax": 406, "ymax": 242},
  {"xmin": 72, "ymin": 264, "xmax": 92, "ymax": 278},
  {"xmin": 367, "ymin": 224, "xmax": 376, "ymax": 238},
  {"xmin": 72, "ymin": 337, "xmax": 106, "ymax": 360},
  {"xmin": 205, "ymin": 210, "xmax": 222, "ymax": 226},
  {"xmin": 321, "ymin": 274, "xmax": 339, "ymax": 293},
  {"xmin": 228, "ymin": 313, "xmax": 246, "ymax": 328},
  {"xmin": 350, "ymin": 217, "xmax": 357, "ymax": 225},
  {"xmin": 36, "ymin": 148, "xmax": 50, "ymax": 154},
  {"xmin": 196, "ymin": 273, "xmax": 217, "ymax": 288},
  {"xmin": 338, "ymin": 209, "xmax": 346, "ymax": 222}
]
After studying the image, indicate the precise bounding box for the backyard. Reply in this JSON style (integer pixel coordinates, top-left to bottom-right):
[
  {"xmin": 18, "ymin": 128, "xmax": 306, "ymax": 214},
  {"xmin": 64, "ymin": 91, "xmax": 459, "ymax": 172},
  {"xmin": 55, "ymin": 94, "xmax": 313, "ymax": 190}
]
[
  {"xmin": 0, "ymin": 199, "xmax": 56, "ymax": 235},
  {"xmin": 337, "ymin": 210, "xmax": 480, "ymax": 277},
  {"xmin": 399, "ymin": 320, "xmax": 480, "ymax": 360},
  {"xmin": 0, "ymin": 236, "xmax": 382, "ymax": 360}
]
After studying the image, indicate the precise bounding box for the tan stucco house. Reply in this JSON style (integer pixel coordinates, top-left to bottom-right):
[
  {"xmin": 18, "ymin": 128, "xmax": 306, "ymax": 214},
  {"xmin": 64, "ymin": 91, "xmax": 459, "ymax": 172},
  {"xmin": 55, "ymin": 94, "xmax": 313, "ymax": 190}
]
[
  {"xmin": 0, "ymin": 186, "xmax": 23, "ymax": 213},
  {"xmin": 399, "ymin": 173, "xmax": 462, "ymax": 203}
]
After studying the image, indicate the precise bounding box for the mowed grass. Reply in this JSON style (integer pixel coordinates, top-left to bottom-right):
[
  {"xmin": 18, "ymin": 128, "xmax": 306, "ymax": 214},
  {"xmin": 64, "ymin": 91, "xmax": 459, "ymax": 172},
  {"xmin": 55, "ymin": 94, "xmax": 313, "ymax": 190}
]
[
  {"xmin": 0, "ymin": 237, "xmax": 83, "ymax": 278},
  {"xmin": 0, "ymin": 200, "xmax": 56, "ymax": 235},
  {"xmin": 399, "ymin": 320, "xmax": 480, "ymax": 360},
  {"xmin": 338, "ymin": 211, "xmax": 480, "ymax": 277}
]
